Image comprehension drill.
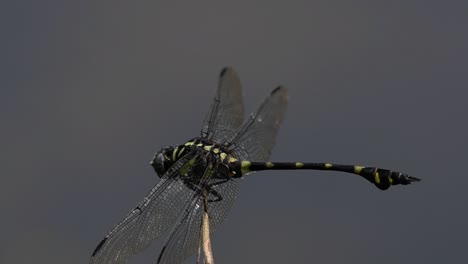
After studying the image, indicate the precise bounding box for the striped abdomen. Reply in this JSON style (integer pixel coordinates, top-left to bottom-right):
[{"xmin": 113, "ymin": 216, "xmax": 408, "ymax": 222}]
[{"xmin": 230, "ymin": 161, "xmax": 420, "ymax": 190}]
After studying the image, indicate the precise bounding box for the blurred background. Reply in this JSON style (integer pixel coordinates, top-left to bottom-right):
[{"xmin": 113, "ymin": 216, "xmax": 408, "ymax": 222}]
[{"xmin": 1, "ymin": 0, "xmax": 467, "ymax": 263}]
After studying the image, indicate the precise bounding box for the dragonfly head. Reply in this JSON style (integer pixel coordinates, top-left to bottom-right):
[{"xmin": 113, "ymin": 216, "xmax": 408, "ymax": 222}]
[{"xmin": 151, "ymin": 146, "xmax": 174, "ymax": 177}]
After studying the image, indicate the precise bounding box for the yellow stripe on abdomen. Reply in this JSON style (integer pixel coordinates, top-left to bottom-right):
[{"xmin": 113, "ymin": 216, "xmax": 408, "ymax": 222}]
[
  {"xmin": 241, "ymin": 161, "xmax": 251, "ymax": 175},
  {"xmin": 374, "ymin": 171, "xmax": 381, "ymax": 184},
  {"xmin": 354, "ymin": 166, "xmax": 364, "ymax": 174}
]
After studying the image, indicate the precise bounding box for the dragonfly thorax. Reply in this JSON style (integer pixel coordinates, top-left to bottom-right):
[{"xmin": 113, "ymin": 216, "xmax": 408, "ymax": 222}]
[{"xmin": 150, "ymin": 138, "xmax": 238, "ymax": 178}]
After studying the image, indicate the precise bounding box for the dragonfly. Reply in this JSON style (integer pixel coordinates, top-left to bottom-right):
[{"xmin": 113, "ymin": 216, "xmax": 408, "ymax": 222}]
[{"xmin": 90, "ymin": 67, "xmax": 420, "ymax": 264}]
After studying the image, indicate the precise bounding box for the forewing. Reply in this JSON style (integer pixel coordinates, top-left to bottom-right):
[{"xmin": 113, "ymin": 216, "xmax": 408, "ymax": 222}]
[
  {"xmin": 201, "ymin": 67, "xmax": 244, "ymax": 142},
  {"xmin": 157, "ymin": 169, "xmax": 238, "ymax": 264},
  {"xmin": 228, "ymin": 86, "xmax": 288, "ymax": 161},
  {"xmin": 90, "ymin": 152, "xmax": 198, "ymax": 264}
]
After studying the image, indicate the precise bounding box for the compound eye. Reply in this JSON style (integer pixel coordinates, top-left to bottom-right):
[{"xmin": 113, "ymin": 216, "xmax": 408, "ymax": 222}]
[
  {"xmin": 151, "ymin": 146, "xmax": 174, "ymax": 177},
  {"xmin": 152, "ymin": 152, "xmax": 167, "ymax": 177}
]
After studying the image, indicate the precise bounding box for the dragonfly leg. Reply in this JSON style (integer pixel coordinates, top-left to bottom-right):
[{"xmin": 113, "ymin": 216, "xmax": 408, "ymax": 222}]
[
  {"xmin": 206, "ymin": 187, "xmax": 223, "ymax": 203},
  {"xmin": 208, "ymin": 178, "xmax": 230, "ymax": 187},
  {"xmin": 183, "ymin": 179, "xmax": 227, "ymax": 202},
  {"xmin": 204, "ymin": 179, "xmax": 231, "ymax": 202}
]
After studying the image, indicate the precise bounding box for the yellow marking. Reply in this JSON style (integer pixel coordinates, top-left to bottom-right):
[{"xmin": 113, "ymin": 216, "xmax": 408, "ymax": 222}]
[
  {"xmin": 389, "ymin": 176, "xmax": 393, "ymax": 184},
  {"xmin": 172, "ymin": 147, "xmax": 179, "ymax": 160},
  {"xmin": 201, "ymin": 164, "xmax": 214, "ymax": 180},
  {"xmin": 212, "ymin": 148, "xmax": 220, "ymax": 154},
  {"xmin": 229, "ymin": 156, "xmax": 238, "ymax": 163},
  {"xmin": 354, "ymin": 166, "xmax": 364, "ymax": 174},
  {"xmin": 266, "ymin": 162, "xmax": 274, "ymax": 168},
  {"xmin": 203, "ymin": 145, "xmax": 213, "ymax": 151},
  {"xmin": 295, "ymin": 162, "xmax": 304, "ymax": 168},
  {"xmin": 325, "ymin": 163, "xmax": 333, "ymax": 169},
  {"xmin": 196, "ymin": 143, "xmax": 203, "ymax": 147},
  {"xmin": 178, "ymin": 147, "xmax": 185, "ymax": 157},
  {"xmin": 241, "ymin": 161, "xmax": 252, "ymax": 175},
  {"xmin": 220, "ymin": 153, "xmax": 227, "ymax": 161},
  {"xmin": 374, "ymin": 172, "xmax": 381, "ymax": 184},
  {"xmin": 179, "ymin": 158, "xmax": 196, "ymax": 176},
  {"xmin": 184, "ymin": 141, "xmax": 194, "ymax": 146}
]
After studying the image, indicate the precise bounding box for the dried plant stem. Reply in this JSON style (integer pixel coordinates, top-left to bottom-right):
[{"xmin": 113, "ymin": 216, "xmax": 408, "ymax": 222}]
[
  {"xmin": 197, "ymin": 196, "xmax": 214, "ymax": 264},
  {"xmin": 201, "ymin": 208, "xmax": 214, "ymax": 264}
]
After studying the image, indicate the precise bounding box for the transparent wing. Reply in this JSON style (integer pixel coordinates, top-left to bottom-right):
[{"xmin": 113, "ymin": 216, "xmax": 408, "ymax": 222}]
[
  {"xmin": 90, "ymin": 151, "xmax": 199, "ymax": 264},
  {"xmin": 201, "ymin": 67, "xmax": 245, "ymax": 143},
  {"xmin": 228, "ymin": 86, "xmax": 288, "ymax": 162},
  {"xmin": 157, "ymin": 165, "xmax": 238, "ymax": 264}
]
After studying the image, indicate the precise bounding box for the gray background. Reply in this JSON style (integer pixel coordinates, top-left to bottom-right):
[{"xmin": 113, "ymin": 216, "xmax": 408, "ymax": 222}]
[{"xmin": 1, "ymin": 1, "xmax": 467, "ymax": 263}]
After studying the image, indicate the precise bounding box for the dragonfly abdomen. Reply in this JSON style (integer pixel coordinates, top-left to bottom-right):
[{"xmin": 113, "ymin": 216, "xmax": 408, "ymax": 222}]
[{"xmin": 231, "ymin": 161, "xmax": 420, "ymax": 190}]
